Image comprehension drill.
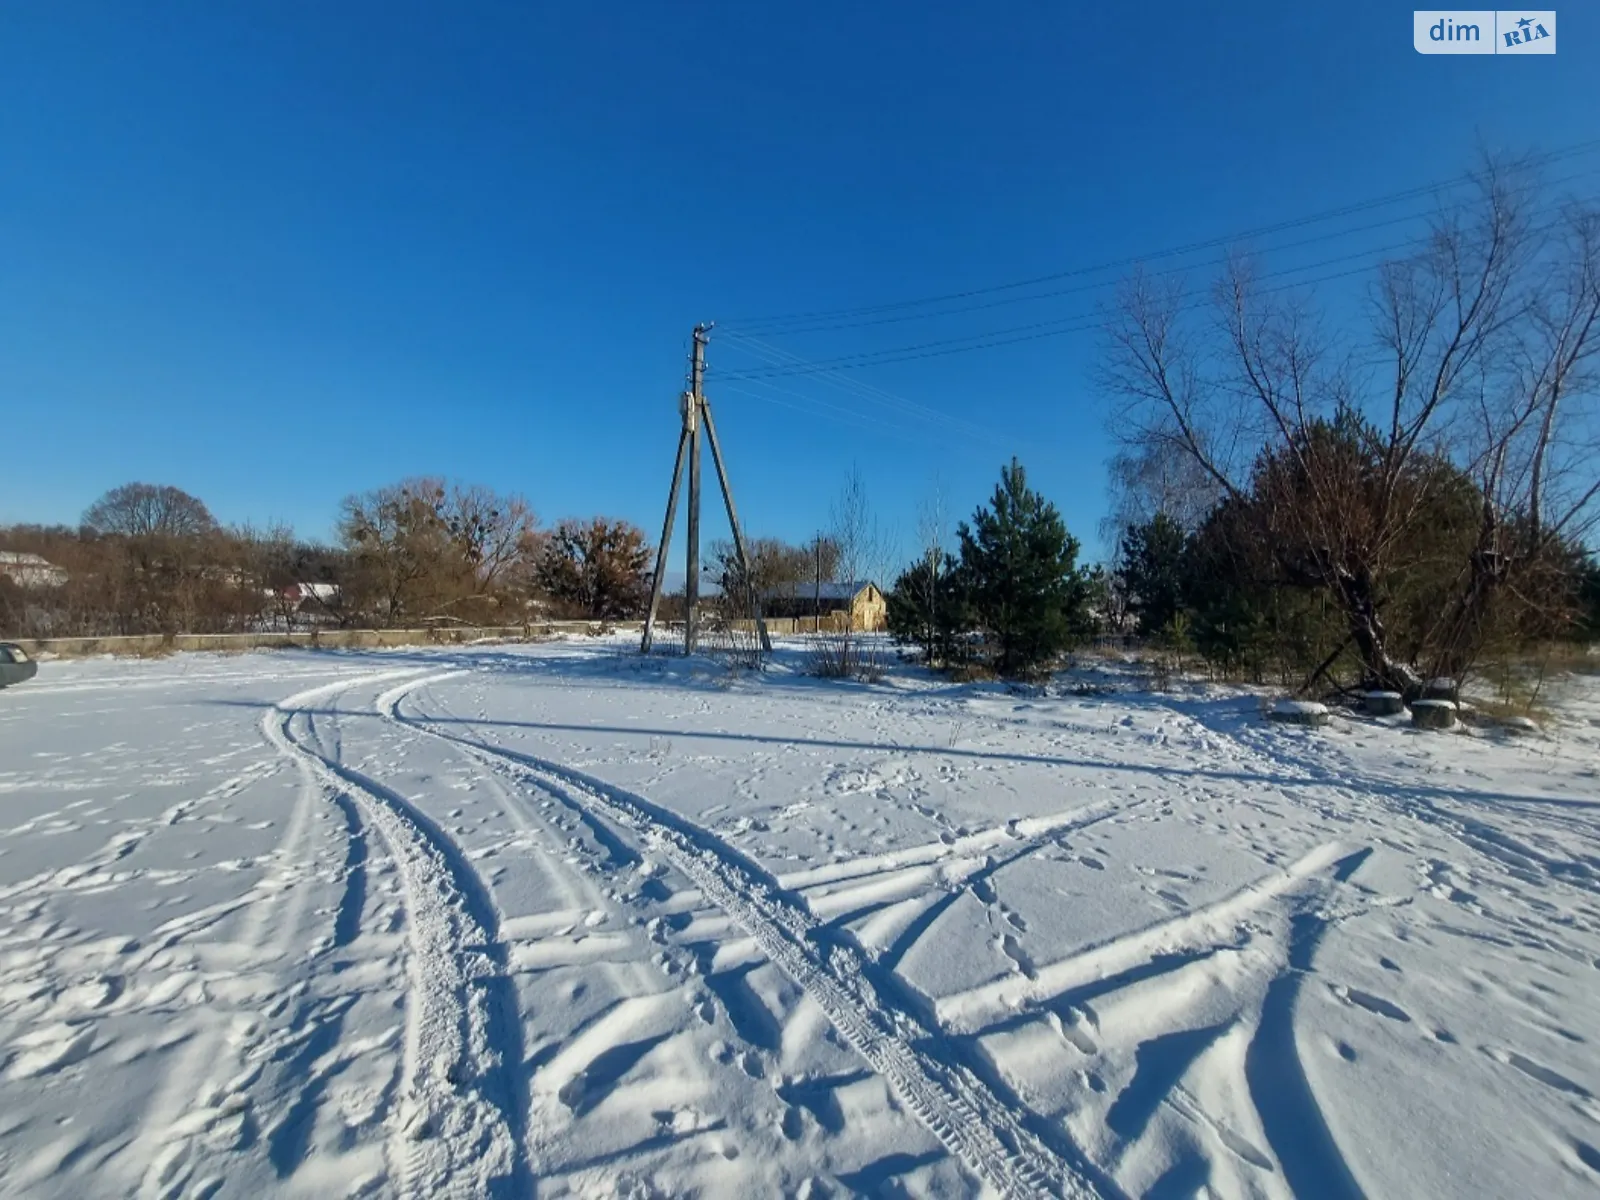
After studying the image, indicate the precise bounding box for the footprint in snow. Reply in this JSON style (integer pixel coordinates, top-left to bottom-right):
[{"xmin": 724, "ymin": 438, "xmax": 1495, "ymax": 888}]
[
  {"xmin": 999, "ymin": 934, "xmax": 1038, "ymax": 981},
  {"xmin": 1489, "ymin": 1048, "xmax": 1593, "ymax": 1098},
  {"xmin": 1331, "ymin": 985, "xmax": 1412, "ymax": 1023},
  {"xmin": 1047, "ymin": 1011, "xmax": 1097, "ymax": 1054}
]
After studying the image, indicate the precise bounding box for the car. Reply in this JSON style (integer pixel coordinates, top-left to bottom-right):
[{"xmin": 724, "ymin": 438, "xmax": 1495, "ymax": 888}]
[{"xmin": 0, "ymin": 643, "xmax": 38, "ymax": 689}]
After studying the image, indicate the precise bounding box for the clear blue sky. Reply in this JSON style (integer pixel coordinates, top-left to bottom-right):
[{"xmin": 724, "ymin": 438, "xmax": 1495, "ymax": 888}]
[{"xmin": 2, "ymin": 3, "xmax": 1595, "ymax": 565}]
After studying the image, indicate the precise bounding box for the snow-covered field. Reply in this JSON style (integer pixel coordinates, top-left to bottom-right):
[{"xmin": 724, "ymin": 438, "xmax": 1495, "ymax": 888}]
[{"xmin": 1, "ymin": 638, "xmax": 1598, "ymax": 1199}]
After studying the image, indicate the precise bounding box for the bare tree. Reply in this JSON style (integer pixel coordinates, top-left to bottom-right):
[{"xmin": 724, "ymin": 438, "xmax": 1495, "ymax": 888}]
[
  {"xmin": 448, "ymin": 484, "xmax": 539, "ymax": 598},
  {"xmin": 83, "ymin": 483, "xmax": 217, "ymax": 539},
  {"xmin": 1101, "ymin": 155, "xmax": 1600, "ymax": 690},
  {"xmin": 811, "ymin": 466, "xmax": 885, "ymax": 677},
  {"xmin": 535, "ymin": 518, "xmax": 652, "ymax": 620},
  {"xmin": 339, "ymin": 479, "xmax": 453, "ymax": 624},
  {"xmin": 1424, "ymin": 197, "xmax": 1600, "ymax": 672},
  {"xmin": 707, "ymin": 536, "xmax": 808, "ymax": 599},
  {"xmin": 338, "ymin": 478, "xmax": 539, "ymax": 625},
  {"xmin": 1100, "ymin": 439, "xmax": 1223, "ymax": 545}
]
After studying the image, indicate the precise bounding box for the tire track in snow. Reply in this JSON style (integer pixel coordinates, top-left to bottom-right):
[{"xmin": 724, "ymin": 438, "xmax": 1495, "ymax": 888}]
[
  {"xmin": 381, "ymin": 672, "xmax": 1108, "ymax": 1200},
  {"xmin": 265, "ymin": 674, "xmax": 529, "ymax": 1199},
  {"xmin": 372, "ymin": 675, "xmax": 798, "ymax": 1185},
  {"xmin": 134, "ymin": 670, "xmax": 424, "ymax": 1199}
]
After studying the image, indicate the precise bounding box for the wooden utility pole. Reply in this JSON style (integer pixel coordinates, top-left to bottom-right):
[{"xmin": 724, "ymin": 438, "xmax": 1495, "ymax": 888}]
[
  {"xmin": 640, "ymin": 420, "xmax": 689, "ymax": 653},
  {"xmin": 701, "ymin": 401, "xmax": 768, "ymax": 651},
  {"xmin": 815, "ymin": 536, "xmax": 823, "ymax": 634},
  {"xmin": 684, "ymin": 328, "xmax": 705, "ymax": 652},
  {"xmin": 641, "ymin": 325, "xmax": 772, "ymax": 655}
]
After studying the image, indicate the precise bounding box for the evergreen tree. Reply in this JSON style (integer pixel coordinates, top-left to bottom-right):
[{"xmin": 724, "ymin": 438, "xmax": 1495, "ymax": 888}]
[
  {"xmin": 1581, "ymin": 554, "xmax": 1600, "ymax": 641},
  {"xmin": 1180, "ymin": 499, "xmax": 1278, "ymax": 679},
  {"xmin": 957, "ymin": 459, "xmax": 1092, "ymax": 678},
  {"xmin": 886, "ymin": 551, "xmax": 972, "ymax": 666},
  {"xmin": 1114, "ymin": 512, "xmax": 1188, "ymax": 636}
]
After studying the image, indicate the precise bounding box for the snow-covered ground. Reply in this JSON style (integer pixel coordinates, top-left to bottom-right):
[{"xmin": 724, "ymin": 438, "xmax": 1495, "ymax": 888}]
[{"xmin": 1, "ymin": 638, "xmax": 1598, "ymax": 1199}]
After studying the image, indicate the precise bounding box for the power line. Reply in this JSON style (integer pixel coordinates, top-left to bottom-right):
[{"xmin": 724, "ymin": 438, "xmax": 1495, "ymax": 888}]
[
  {"xmin": 713, "ymin": 381, "xmax": 968, "ymax": 444},
  {"xmin": 723, "ymin": 138, "xmax": 1600, "ymax": 334},
  {"xmin": 715, "ymin": 186, "xmax": 1597, "ymax": 381},
  {"xmin": 720, "ymin": 241, "xmax": 1411, "ymax": 378},
  {"xmin": 714, "ymin": 374, "xmax": 1018, "ymax": 451},
  {"xmin": 714, "ymin": 329, "xmax": 1012, "ymax": 445},
  {"xmin": 737, "ymin": 161, "xmax": 1600, "ymax": 338}
]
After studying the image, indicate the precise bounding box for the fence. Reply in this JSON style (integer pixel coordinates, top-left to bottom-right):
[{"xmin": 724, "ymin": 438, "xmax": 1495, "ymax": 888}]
[
  {"xmin": 9, "ymin": 622, "xmax": 644, "ymax": 659},
  {"xmin": 726, "ymin": 613, "xmax": 884, "ymax": 636}
]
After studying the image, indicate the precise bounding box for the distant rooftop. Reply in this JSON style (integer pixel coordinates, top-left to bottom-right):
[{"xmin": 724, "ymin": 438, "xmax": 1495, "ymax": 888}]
[{"xmin": 760, "ymin": 580, "xmax": 877, "ymax": 602}]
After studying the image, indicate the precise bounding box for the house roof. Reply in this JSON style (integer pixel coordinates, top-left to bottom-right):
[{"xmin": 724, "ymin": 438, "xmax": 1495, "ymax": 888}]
[
  {"xmin": 0, "ymin": 552, "xmax": 56, "ymax": 567},
  {"xmin": 760, "ymin": 580, "xmax": 879, "ymax": 602}
]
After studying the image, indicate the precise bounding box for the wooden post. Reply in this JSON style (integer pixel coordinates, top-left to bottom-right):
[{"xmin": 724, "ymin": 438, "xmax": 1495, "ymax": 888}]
[
  {"xmin": 815, "ymin": 537, "xmax": 822, "ymax": 633},
  {"xmin": 640, "ymin": 425, "xmax": 691, "ymax": 653},
  {"xmin": 684, "ymin": 325, "xmax": 707, "ymax": 655}
]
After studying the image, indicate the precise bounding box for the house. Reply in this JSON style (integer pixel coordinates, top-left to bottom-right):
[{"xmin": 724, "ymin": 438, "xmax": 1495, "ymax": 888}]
[
  {"xmin": 277, "ymin": 582, "xmax": 341, "ymax": 611},
  {"xmin": 0, "ymin": 551, "xmax": 68, "ymax": 588},
  {"xmin": 761, "ymin": 581, "xmax": 887, "ymax": 631}
]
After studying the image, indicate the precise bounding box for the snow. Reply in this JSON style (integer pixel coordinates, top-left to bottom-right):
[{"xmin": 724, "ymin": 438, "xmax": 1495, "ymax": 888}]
[
  {"xmin": 2, "ymin": 639, "xmax": 1598, "ymax": 1198},
  {"xmin": 1272, "ymin": 700, "xmax": 1328, "ymax": 714}
]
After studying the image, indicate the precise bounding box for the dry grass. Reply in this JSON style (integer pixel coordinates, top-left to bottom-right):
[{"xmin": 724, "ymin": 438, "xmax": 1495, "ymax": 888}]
[
  {"xmin": 1459, "ymin": 696, "xmax": 1548, "ymax": 729},
  {"xmin": 948, "ymin": 662, "xmax": 997, "ymax": 683}
]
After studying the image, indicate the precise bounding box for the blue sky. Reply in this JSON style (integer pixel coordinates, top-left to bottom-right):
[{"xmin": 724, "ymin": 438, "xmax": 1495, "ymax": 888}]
[{"xmin": 1, "ymin": 3, "xmax": 1595, "ymax": 565}]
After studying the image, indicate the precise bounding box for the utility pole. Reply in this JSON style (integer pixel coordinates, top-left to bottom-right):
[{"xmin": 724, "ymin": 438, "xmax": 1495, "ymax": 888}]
[
  {"xmin": 640, "ymin": 412, "xmax": 689, "ymax": 653},
  {"xmin": 684, "ymin": 326, "xmax": 705, "ymax": 653},
  {"xmin": 641, "ymin": 325, "xmax": 772, "ymax": 656}
]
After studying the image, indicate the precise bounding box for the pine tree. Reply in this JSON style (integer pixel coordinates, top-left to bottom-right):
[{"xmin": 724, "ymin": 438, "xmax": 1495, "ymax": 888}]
[
  {"xmin": 1114, "ymin": 512, "xmax": 1188, "ymax": 637},
  {"xmin": 957, "ymin": 459, "xmax": 1091, "ymax": 678},
  {"xmin": 886, "ymin": 551, "xmax": 972, "ymax": 666}
]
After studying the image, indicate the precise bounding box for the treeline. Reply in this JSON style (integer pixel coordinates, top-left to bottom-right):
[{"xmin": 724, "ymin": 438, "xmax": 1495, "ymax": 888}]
[
  {"xmin": 1110, "ymin": 484, "xmax": 1600, "ymax": 688},
  {"xmin": 0, "ymin": 479, "xmax": 656, "ymax": 638},
  {"xmin": 880, "ymin": 449, "xmax": 1598, "ymax": 688},
  {"xmin": 706, "ymin": 535, "xmax": 839, "ymax": 600}
]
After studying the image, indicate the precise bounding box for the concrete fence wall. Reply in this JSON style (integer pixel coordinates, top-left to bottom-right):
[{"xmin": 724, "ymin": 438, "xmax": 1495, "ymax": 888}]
[
  {"xmin": 10, "ymin": 622, "xmax": 644, "ymax": 659},
  {"xmin": 724, "ymin": 614, "xmax": 884, "ymax": 636}
]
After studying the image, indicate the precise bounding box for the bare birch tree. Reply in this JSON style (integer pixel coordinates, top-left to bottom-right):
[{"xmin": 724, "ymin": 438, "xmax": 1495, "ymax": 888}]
[{"xmin": 811, "ymin": 466, "xmax": 884, "ymax": 677}]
